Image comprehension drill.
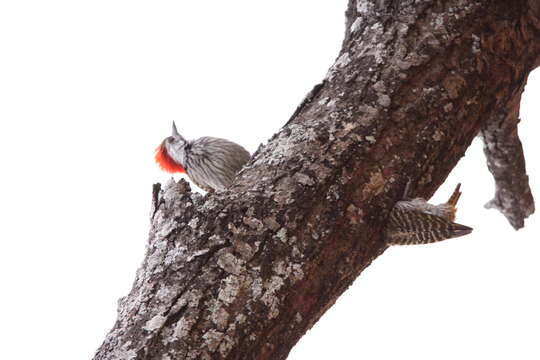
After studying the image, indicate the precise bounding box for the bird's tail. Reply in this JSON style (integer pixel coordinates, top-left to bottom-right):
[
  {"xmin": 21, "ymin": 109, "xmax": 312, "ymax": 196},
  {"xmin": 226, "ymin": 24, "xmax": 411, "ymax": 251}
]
[
  {"xmin": 447, "ymin": 183, "xmax": 462, "ymax": 207},
  {"xmin": 443, "ymin": 183, "xmax": 462, "ymax": 222}
]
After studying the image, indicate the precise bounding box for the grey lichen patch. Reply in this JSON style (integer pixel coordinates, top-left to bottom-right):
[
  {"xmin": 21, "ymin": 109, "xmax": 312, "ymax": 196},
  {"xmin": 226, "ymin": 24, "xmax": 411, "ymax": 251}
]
[
  {"xmin": 209, "ymin": 301, "xmax": 230, "ymax": 331},
  {"xmin": 218, "ymin": 275, "xmax": 242, "ymax": 304},
  {"xmin": 329, "ymin": 111, "xmax": 341, "ymax": 121},
  {"xmin": 350, "ymin": 17, "xmax": 363, "ymax": 33},
  {"xmin": 335, "ymin": 52, "xmax": 352, "ymax": 68},
  {"xmin": 200, "ymin": 196, "xmax": 221, "ymax": 212},
  {"xmin": 257, "ymin": 123, "xmax": 316, "ymax": 167},
  {"xmin": 188, "ymin": 217, "xmax": 199, "ymax": 229},
  {"xmin": 372, "ymin": 80, "xmax": 386, "ymax": 93},
  {"xmin": 357, "ymin": 1, "xmax": 374, "ymax": 15},
  {"xmin": 261, "ymin": 276, "xmax": 285, "ymax": 319},
  {"xmin": 378, "ymin": 94, "xmax": 391, "ymax": 107},
  {"xmin": 155, "ymin": 284, "xmax": 174, "ymax": 302},
  {"xmin": 255, "ymin": 139, "xmax": 292, "ymax": 168},
  {"xmin": 292, "ymin": 263, "xmax": 305, "ymax": 281},
  {"xmin": 144, "ymin": 314, "xmax": 167, "ymax": 332},
  {"xmin": 340, "ymin": 121, "xmax": 357, "ymax": 135},
  {"xmin": 202, "ymin": 329, "xmax": 224, "ymax": 352},
  {"xmin": 172, "ymin": 291, "xmax": 195, "ymax": 313},
  {"xmin": 272, "ymin": 260, "xmax": 289, "ymax": 277},
  {"xmin": 365, "ymin": 135, "xmax": 376, "ymax": 144},
  {"xmin": 275, "ymin": 228, "xmax": 288, "ymax": 243},
  {"xmin": 294, "ymin": 172, "xmax": 315, "ymax": 186},
  {"xmin": 163, "ymin": 246, "xmax": 187, "ymax": 267},
  {"xmin": 433, "ymin": 14, "xmax": 445, "ymax": 28},
  {"xmin": 162, "ymin": 178, "xmax": 190, "ymax": 201},
  {"xmin": 372, "ymin": 43, "xmax": 386, "ymax": 64},
  {"xmin": 217, "ymin": 250, "xmax": 244, "ymax": 275},
  {"xmin": 146, "ymin": 240, "xmax": 168, "ymax": 275},
  {"xmin": 173, "ymin": 316, "xmax": 194, "ymax": 339},
  {"xmin": 112, "ymin": 341, "xmax": 137, "ymax": 360},
  {"xmin": 235, "ymin": 313, "xmax": 246, "ymax": 324},
  {"xmin": 318, "ymin": 96, "xmax": 329, "ymax": 106},
  {"xmin": 152, "ymin": 212, "xmax": 178, "ymax": 240},
  {"xmin": 251, "ymin": 277, "xmax": 263, "ymax": 299},
  {"xmin": 326, "ymin": 53, "xmax": 352, "ymax": 80}
]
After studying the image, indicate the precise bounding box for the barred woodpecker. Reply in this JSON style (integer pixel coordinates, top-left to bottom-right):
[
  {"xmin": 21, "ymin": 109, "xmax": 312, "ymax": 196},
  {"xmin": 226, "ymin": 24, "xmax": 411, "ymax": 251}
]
[
  {"xmin": 155, "ymin": 122, "xmax": 250, "ymax": 192},
  {"xmin": 386, "ymin": 183, "xmax": 473, "ymax": 245}
]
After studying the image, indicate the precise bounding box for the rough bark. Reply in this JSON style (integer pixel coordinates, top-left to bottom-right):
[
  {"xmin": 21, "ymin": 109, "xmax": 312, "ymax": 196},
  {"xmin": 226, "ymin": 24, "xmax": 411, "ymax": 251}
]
[
  {"xmin": 480, "ymin": 90, "xmax": 535, "ymax": 229},
  {"xmin": 94, "ymin": 1, "xmax": 540, "ymax": 359}
]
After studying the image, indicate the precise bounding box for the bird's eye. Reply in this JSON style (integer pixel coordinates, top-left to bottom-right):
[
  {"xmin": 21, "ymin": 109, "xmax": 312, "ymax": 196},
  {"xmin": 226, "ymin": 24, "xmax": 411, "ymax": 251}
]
[{"xmin": 167, "ymin": 137, "xmax": 174, "ymax": 143}]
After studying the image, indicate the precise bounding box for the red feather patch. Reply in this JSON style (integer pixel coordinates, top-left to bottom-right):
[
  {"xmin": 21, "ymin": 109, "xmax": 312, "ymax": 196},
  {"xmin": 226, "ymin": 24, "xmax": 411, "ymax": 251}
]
[{"xmin": 155, "ymin": 142, "xmax": 186, "ymax": 174}]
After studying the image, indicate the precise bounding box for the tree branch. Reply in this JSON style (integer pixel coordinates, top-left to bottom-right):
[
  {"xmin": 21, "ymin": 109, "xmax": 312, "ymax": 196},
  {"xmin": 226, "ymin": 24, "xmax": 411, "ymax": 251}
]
[
  {"xmin": 481, "ymin": 102, "xmax": 535, "ymax": 229},
  {"xmin": 94, "ymin": 1, "xmax": 540, "ymax": 359}
]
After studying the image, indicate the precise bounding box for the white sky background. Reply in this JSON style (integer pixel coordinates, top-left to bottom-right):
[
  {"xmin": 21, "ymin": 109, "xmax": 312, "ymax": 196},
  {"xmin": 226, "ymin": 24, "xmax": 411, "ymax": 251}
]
[{"xmin": 1, "ymin": 1, "xmax": 539, "ymax": 359}]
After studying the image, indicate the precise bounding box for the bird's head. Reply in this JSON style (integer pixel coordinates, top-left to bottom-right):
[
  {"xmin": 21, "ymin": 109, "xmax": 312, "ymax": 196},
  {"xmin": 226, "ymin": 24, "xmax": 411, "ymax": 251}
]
[{"xmin": 155, "ymin": 121, "xmax": 188, "ymax": 174}]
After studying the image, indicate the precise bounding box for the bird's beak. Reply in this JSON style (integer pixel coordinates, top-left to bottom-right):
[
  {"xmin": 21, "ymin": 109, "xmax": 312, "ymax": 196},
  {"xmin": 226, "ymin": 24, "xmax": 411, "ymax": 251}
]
[{"xmin": 172, "ymin": 121, "xmax": 180, "ymax": 137}]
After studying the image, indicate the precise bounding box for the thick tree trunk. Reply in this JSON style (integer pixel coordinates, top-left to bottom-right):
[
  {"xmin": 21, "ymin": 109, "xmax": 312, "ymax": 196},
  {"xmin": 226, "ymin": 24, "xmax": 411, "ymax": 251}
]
[{"xmin": 94, "ymin": 1, "xmax": 540, "ymax": 359}]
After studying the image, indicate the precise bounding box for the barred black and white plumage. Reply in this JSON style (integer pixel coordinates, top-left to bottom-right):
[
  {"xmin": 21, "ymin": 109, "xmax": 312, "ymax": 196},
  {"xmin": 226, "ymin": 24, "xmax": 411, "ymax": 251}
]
[
  {"xmin": 386, "ymin": 183, "xmax": 473, "ymax": 245},
  {"xmin": 155, "ymin": 122, "xmax": 251, "ymax": 192}
]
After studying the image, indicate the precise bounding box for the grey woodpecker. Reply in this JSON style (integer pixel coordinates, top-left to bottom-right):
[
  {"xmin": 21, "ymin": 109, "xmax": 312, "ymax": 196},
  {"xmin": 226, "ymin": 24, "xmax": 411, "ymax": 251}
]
[{"xmin": 155, "ymin": 121, "xmax": 251, "ymax": 192}]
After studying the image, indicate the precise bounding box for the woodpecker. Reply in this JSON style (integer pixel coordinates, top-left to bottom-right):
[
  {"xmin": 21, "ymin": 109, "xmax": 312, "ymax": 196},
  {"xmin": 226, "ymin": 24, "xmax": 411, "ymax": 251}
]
[
  {"xmin": 155, "ymin": 122, "xmax": 251, "ymax": 192},
  {"xmin": 386, "ymin": 183, "xmax": 473, "ymax": 245}
]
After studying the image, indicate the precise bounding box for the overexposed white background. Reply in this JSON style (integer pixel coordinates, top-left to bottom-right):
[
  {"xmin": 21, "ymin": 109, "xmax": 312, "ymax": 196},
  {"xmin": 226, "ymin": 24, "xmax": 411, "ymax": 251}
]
[{"xmin": 1, "ymin": 1, "xmax": 539, "ymax": 359}]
